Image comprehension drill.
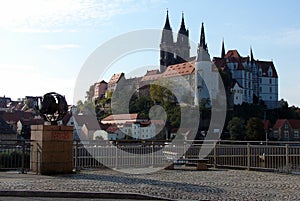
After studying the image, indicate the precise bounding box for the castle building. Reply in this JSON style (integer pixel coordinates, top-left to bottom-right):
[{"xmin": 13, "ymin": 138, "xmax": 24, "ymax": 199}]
[
  {"xmin": 104, "ymin": 11, "xmax": 279, "ymax": 109},
  {"xmin": 213, "ymin": 42, "xmax": 279, "ymax": 109}
]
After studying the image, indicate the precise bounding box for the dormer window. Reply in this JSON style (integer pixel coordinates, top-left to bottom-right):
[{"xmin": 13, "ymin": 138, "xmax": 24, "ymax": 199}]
[
  {"xmin": 258, "ymin": 68, "xmax": 262, "ymax": 76},
  {"xmin": 268, "ymin": 67, "xmax": 272, "ymax": 77}
]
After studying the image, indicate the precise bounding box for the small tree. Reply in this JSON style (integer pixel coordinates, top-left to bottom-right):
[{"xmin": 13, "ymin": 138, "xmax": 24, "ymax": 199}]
[
  {"xmin": 245, "ymin": 117, "xmax": 265, "ymax": 141},
  {"xmin": 227, "ymin": 117, "xmax": 245, "ymax": 140}
]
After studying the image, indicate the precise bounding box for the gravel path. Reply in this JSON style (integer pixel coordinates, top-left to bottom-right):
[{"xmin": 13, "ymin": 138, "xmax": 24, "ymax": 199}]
[{"xmin": 0, "ymin": 168, "xmax": 299, "ymax": 200}]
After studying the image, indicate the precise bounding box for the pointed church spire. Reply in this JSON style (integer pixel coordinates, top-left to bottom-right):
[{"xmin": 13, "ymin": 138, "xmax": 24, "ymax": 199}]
[
  {"xmin": 250, "ymin": 46, "xmax": 254, "ymax": 64},
  {"xmin": 163, "ymin": 10, "xmax": 172, "ymax": 30},
  {"xmin": 178, "ymin": 12, "xmax": 187, "ymax": 35},
  {"xmin": 221, "ymin": 38, "xmax": 226, "ymax": 58},
  {"xmin": 199, "ymin": 22, "xmax": 207, "ymax": 51}
]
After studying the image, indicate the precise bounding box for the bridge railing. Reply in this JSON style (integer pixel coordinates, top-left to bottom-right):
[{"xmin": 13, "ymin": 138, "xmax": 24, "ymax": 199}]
[{"xmin": 1, "ymin": 139, "xmax": 299, "ymax": 173}]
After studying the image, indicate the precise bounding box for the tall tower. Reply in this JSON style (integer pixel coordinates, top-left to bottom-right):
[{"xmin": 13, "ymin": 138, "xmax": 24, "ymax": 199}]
[
  {"xmin": 175, "ymin": 12, "xmax": 190, "ymax": 63},
  {"xmin": 160, "ymin": 10, "xmax": 175, "ymax": 72},
  {"xmin": 198, "ymin": 22, "xmax": 208, "ymax": 52},
  {"xmin": 195, "ymin": 23, "xmax": 211, "ymax": 106},
  {"xmin": 221, "ymin": 39, "xmax": 226, "ymax": 58}
]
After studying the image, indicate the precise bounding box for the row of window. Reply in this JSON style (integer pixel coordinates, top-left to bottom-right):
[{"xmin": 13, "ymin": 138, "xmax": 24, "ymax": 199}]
[
  {"xmin": 284, "ymin": 130, "xmax": 299, "ymax": 139},
  {"xmin": 259, "ymin": 78, "xmax": 275, "ymax": 84},
  {"xmin": 273, "ymin": 130, "xmax": 299, "ymax": 139},
  {"xmin": 259, "ymin": 87, "xmax": 274, "ymax": 93},
  {"xmin": 258, "ymin": 68, "xmax": 273, "ymax": 77}
]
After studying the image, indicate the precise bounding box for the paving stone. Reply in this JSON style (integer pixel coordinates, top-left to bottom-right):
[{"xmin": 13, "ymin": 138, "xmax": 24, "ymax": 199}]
[{"xmin": 0, "ymin": 169, "xmax": 299, "ymax": 200}]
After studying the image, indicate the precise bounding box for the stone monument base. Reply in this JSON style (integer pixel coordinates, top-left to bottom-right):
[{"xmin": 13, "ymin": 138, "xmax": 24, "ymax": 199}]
[{"xmin": 30, "ymin": 125, "xmax": 74, "ymax": 175}]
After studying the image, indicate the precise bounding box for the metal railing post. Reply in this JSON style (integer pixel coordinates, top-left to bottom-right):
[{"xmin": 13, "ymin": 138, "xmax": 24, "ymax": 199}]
[
  {"xmin": 151, "ymin": 141, "xmax": 154, "ymax": 167},
  {"xmin": 285, "ymin": 144, "xmax": 289, "ymax": 168},
  {"xmin": 247, "ymin": 143, "xmax": 251, "ymax": 171},
  {"xmin": 21, "ymin": 140, "xmax": 25, "ymax": 174},
  {"xmin": 213, "ymin": 144, "xmax": 217, "ymax": 168},
  {"xmin": 74, "ymin": 140, "xmax": 78, "ymax": 172},
  {"xmin": 115, "ymin": 142, "xmax": 118, "ymax": 169}
]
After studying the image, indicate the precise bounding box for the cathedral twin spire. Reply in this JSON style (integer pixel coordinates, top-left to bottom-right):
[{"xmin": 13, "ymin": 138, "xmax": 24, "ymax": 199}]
[{"xmin": 160, "ymin": 10, "xmax": 190, "ymax": 72}]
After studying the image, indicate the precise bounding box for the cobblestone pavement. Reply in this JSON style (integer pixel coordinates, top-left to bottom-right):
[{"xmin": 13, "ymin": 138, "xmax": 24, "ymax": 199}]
[{"xmin": 0, "ymin": 168, "xmax": 300, "ymax": 200}]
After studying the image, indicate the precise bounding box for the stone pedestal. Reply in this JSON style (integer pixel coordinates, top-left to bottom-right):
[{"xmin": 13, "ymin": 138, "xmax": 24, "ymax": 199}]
[{"xmin": 30, "ymin": 125, "xmax": 74, "ymax": 175}]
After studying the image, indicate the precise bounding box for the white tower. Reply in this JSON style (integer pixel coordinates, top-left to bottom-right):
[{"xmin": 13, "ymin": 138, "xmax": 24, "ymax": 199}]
[{"xmin": 194, "ymin": 23, "xmax": 211, "ymax": 106}]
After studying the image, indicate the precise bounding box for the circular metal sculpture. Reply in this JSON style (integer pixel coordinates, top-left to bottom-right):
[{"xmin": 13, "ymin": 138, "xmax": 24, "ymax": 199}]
[{"xmin": 37, "ymin": 92, "xmax": 68, "ymax": 125}]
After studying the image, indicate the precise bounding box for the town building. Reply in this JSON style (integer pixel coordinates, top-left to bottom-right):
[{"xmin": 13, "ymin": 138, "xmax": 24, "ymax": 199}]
[
  {"xmin": 93, "ymin": 80, "xmax": 108, "ymax": 100},
  {"xmin": 273, "ymin": 119, "xmax": 300, "ymax": 141}
]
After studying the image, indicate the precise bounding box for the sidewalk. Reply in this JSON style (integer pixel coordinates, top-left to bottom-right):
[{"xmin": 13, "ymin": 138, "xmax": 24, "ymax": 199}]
[{"xmin": 0, "ymin": 168, "xmax": 300, "ymax": 200}]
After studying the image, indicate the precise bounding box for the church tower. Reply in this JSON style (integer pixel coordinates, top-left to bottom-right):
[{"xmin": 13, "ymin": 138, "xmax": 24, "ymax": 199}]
[
  {"xmin": 160, "ymin": 10, "xmax": 175, "ymax": 72},
  {"xmin": 195, "ymin": 22, "xmax": 212, "ymax": 106},
  {"xmin": 198, "ymin": 22, "xmax": 208, "ymax": 53},
  {"xmin": 221, "ymin": 39, "xmax": 226, "ymax": 58},
  {"xmin": 175, "ymin": 13, "xmax": 190, "ymax": 63}
]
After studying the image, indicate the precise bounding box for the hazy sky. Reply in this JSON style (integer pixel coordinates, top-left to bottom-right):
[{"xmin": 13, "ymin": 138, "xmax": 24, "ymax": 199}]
[{"xmin": 0, "ymin": 0, "xmax": 299, "ymax": 106}]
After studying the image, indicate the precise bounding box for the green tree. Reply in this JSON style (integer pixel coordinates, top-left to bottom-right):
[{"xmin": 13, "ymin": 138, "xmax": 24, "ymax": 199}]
[
  {"xmin": 245, "ymin": 117, "xmax": 265, "ymax": 141},
  {"xmin": 150, "ymin": 79, "xmax": 175, "ymax": 107},
  {"xmin": 227, "ymin": 117, "xmax": 245, "ymax": 140},
  {"xmin": 85, "ymin": 84, "xmax": 95, "ymax": 102}
]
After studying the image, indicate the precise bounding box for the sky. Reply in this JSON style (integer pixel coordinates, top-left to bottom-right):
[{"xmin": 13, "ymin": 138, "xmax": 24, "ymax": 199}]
[{"xmin": 0, "ymin": 0, "xmax": 299, "ymax": 106}]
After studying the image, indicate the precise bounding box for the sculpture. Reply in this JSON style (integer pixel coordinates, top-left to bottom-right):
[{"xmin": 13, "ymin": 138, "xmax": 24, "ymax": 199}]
[{"xmin": 37, "ymin": 92, "xmax": 68, "ymax": 125}]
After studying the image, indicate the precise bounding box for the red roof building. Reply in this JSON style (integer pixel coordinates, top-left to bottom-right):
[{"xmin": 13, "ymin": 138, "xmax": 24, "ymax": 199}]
[{"xmin": 273, "ymin": 119, "xmax": 300, "ymax": 141}]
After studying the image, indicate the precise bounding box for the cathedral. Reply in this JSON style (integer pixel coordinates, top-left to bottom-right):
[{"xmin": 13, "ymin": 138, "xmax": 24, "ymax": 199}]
[
  {"xmin": 98, "ymin": 11, "xmax": 279, "ymax": 109},
  {"xmin": 160, "ymin": 11, "xmax": 190, "ymax": 72}
]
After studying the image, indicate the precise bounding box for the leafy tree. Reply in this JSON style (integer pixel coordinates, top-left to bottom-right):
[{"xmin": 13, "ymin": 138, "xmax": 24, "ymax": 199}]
[
  {"xmin": 227, "ymin": 117, "xmax": 245, "ymax": 140},
  {"xmin": 150, "ymin": 79, "xmax": 176, "ymax": 107},
  {"xmin": 245, "ymin": 117, "xmax": 265, "ymax": 141},
  {"xmin": 85, "ymin": 84, "xmax": 95, "ymax": 102},
  {"xmin": 129, "ymin": 95, "xmax": 154, "ymax": 118}
]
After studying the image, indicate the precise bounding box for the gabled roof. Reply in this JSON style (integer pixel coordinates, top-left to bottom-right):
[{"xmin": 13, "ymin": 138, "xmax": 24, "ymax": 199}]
[
  {"xmin": 214, "ymin": 50, "xmax": 250, "ymax": 71},
  {"xmin": 287, "ymin": 119, "xmax": 300, "ymax": 129},
  {"xmin": 273, "ymin": 119, "xmax": 300, "ymax": 129},
  {"xmin": 108, "ymin": 73, "xmax": 124, "ymax": 85},
  {"xmin": 73, "ymin": 114, "xmax": 100, "ymax": 130},
  {"xmin": 256, "ymin": 60, "xmax": 278, "ymax": 78},
  {"xmin": 273, "ymin": 119, "xmax": 286, "ymax": 129},
  {"xmin": 231, "ymin": 79, "xmax": 243, "ymax": 89},
  {"xmin": 100, "ymin": 123, "xmax": 119, "ymax": 133}
]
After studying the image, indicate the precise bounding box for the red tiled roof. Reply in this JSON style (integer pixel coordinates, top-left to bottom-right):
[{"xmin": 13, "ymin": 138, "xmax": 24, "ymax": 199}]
[
  {"xmin": 73, "ymin": 114, "xmax": 100, "ymax": 130},
  {"xmin": 273, "ymin": 119, "xmax": 286, "ymax": 129},
  {"xmin": 102, "ymin": 113, "xmax": 139, "ymax": 121},
  {"xmin": 214, "ymin": 50, "xmax": 250, "ymax": 71},
  {"xmin": 287, "ymin": 119, "xmax": 300, "ymax": 129},
  {"xmin": 273, "ymin": 119, "xmax": 300, "ymax": 129},
  {"xmin": 256, "ymin": 60, "xmax": 278, "ymax": 78},
  {"xmin": 108, "ymin": 73, "xmax": 124, "ymax": 84},
  {"xmin": 163, "ymin": 60, "xmax": 195, "ymax": 77}
]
